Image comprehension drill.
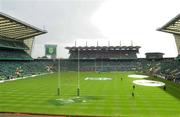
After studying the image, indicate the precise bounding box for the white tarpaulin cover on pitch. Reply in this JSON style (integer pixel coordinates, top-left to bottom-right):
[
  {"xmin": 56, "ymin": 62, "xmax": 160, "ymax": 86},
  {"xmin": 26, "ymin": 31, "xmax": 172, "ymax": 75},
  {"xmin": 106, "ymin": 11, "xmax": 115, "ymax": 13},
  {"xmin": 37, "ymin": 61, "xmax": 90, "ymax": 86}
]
[
  {"xmin": 128, "ymin": 74, "xmax": 149, "ymax": 78},
  {"xmin": 133, "ymin": 80, "xmax": 165, "ymax": 87}
]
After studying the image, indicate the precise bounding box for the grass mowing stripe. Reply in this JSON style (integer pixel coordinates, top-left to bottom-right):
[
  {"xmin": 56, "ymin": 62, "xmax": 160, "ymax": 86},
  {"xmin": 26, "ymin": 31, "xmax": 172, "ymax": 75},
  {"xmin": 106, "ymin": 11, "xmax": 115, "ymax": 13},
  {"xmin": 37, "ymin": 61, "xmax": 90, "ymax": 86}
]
[{"xmin": 0, "ymin": 72, "xmax": 180, "ymax": 117}]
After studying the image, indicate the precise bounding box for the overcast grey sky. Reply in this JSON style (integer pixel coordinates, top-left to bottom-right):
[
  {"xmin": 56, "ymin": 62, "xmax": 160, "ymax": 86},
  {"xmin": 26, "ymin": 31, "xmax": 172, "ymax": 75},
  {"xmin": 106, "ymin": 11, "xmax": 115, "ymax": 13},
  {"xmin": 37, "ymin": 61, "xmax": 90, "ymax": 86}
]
[{"xmin": 0, "ymin": 0, "xmax": 180, "ymax": 58}]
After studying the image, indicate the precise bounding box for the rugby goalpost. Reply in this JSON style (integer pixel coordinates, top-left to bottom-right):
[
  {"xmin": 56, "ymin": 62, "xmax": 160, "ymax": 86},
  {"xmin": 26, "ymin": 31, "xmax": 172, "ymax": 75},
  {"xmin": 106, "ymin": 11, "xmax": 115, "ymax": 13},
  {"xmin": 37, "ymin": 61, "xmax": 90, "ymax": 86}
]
[{"xmin": 57, "ymin": 43, "xmax": 80, "ymax": 96}]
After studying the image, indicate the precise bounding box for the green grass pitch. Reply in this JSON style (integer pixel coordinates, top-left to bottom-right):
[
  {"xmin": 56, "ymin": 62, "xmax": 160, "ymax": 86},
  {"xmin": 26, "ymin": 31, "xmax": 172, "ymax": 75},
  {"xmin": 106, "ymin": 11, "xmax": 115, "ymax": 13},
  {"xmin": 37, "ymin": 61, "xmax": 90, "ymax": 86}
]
[{"xmin": 0, "ymin": 72, "xmax": 180, "ymax": 117}]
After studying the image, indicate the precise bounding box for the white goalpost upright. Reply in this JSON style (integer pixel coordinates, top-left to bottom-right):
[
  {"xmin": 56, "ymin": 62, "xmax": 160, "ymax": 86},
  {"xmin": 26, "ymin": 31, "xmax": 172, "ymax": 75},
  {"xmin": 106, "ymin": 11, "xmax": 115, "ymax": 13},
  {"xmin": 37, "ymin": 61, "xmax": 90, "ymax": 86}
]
[
  {"xmin": 101, "ymin": 58, "xmax": 103, "ymax": 72},
  {"xmin": 77, "ymin": 47, "xmax": 80, "ymax": 96},
  {"xmin": 94, "ymin": 58, "xmax": 96, "ymax": 72},
  {"xmin": 57, "ymin": 47, "xmax": 61, "ymax": 96}
]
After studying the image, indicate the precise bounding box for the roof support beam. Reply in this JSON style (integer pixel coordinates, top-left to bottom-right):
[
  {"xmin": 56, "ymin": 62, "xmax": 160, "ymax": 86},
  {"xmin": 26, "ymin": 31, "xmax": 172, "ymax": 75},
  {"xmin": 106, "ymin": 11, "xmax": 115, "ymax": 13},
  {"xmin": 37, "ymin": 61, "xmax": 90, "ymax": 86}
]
[
  {"xmin": 0, "ymin": 26, "xmax": 26, "ymax": 31},
  {"xmin": 160, "ymin": 29, "xmax": 180, "ymax": 35},
  {"xmin": 0, "ymin": 12, "xmax": 47, "ymax": 40},
  {"xmin": 0, "ymin": 22, "xmax": 15, "ymax": 26},
  {"xmin": 0, "ymin": 30, "xmax": 37, "ymax": 38},
  {"xmin": 15, "ymin": 32, "xmax": 43, "ymax": 40},
  {"xmin": 0, "ymin": 24, "xmax": 23, "ymax": 30},
  {"xmin": 0, "ymin": 20, "xmax": 10, "ymax": 24},
  {"xmin": 0, "ymin": 27, "xmax": 33, "ymax": 32}
]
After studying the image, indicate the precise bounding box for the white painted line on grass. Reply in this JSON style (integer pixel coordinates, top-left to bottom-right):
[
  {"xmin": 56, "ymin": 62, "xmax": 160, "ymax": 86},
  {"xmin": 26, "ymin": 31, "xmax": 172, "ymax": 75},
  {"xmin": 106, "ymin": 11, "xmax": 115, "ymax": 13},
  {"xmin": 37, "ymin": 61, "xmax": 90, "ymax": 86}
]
[
  {"xmin": 0, "ymin": 72, "xmax": 53, "ymax": 84},
  {"xmin": 85, "ymin": 77, "xmax": 112, "ymax": 80}
]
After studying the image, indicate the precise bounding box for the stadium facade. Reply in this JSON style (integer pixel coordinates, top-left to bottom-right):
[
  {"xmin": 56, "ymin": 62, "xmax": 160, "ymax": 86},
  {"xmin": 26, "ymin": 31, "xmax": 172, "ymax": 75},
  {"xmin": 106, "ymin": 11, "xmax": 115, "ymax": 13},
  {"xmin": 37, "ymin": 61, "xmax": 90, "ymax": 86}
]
[
  {"xmin": 145, "ymin": 52, "xmax": 164, "ymax": 59},
  {"xmin": 66, "ymin": 46, "xmax": 140, "ymax": 59}
]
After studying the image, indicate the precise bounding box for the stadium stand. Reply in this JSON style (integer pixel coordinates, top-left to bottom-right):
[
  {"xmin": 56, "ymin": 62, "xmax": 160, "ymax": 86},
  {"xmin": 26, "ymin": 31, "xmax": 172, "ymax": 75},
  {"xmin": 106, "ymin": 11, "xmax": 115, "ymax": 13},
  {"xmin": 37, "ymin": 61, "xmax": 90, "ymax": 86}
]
[
  {"xmin": 0, "ymin": 60, "xmax": 57, "ymax": 79},
  {"xmin": 145, "ymin": 52, "xmax": 164, "ymax": 60},
  {"xmin": 57, "ymin": 59, "xmax": 144, "ymax": 72},
  {"xmin": 66, "ymin": 46, "xmax": 140, "ymax": 59},
  {"xmin": 0, "ymin": 49, "xmax": 31, "ymax": 60},
  {"xmin": 47, "ymin": 13, "xmax": 180, "ymax": 84},
  {"xmin": 0, "ymin": 12, "xmax": 47, "ymax": 79},
  {"xmin": 157, "ymin": 14, "xmax": 180, "ymax": 83},
  {"xmin": 158, "ymin": 13, "xmax": 180, "ymax": 59},
  {"xmin": 0, "ymin": 37, "xmax": 29, "ymax": 50},
  {"xmin": 1, "ymin": 12, "xmax": 180, "ymax": 85}
]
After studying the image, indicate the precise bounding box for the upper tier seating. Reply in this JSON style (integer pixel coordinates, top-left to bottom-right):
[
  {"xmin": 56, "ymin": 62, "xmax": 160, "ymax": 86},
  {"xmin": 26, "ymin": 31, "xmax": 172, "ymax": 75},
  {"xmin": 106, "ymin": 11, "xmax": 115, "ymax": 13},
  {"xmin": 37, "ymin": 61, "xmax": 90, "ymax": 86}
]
[
  {"xmin": 0, "ymin": 38, "xmax": 29, "ymax": 50},
  {"xmin": 0, "ymin": 49, "xmax": 32, "ymax": 60}
]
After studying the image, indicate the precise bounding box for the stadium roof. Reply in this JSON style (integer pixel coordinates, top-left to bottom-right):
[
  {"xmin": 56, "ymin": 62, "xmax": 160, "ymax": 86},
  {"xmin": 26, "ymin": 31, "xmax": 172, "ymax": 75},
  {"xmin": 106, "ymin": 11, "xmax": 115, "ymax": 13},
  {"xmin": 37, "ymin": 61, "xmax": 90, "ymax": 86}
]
[
  {"xmin": 0, "ymin": 12, "xmax": 47, "ymax": 40},
  {"xmin": 157, "ymin": 14, "xmax": 180, "ymax": 35},
  {"xmin": 145, "ymin": 52, "xmax": 164, "ymax": 55},
  {"xmin": 66, "ymin": 46, "xmax": 141, "ymax": 51}
]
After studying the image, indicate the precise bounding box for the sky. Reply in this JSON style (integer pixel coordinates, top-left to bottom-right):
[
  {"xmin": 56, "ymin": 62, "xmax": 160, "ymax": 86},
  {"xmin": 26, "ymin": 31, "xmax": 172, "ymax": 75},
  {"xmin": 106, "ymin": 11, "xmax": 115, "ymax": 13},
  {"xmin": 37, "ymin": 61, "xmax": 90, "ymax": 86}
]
[{"xmin": 0, "ymin": 0, "xmax": 180, "ymax": 58}]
